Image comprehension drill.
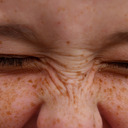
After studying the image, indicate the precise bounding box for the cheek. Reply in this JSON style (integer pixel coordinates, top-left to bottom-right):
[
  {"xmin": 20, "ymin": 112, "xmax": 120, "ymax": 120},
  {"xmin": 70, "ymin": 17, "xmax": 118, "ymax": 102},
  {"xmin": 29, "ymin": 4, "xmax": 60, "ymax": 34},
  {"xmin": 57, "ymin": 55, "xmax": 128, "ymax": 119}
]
[
  {"xmin": 0, "ymin": 73, "xmax": 44, "ymax": 128},
  {"xmin": 94, "ymin": 71, "xmax": 128, "ymax": 128}
]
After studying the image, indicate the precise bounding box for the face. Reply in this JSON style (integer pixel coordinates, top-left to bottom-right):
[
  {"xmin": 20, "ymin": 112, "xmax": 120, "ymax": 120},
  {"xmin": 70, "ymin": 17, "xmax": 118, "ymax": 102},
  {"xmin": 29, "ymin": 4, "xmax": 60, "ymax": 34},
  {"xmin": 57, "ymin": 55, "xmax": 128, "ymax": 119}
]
[{"xmin": 0, "ymin": 0, "xmax": 128, "ymax": 128}]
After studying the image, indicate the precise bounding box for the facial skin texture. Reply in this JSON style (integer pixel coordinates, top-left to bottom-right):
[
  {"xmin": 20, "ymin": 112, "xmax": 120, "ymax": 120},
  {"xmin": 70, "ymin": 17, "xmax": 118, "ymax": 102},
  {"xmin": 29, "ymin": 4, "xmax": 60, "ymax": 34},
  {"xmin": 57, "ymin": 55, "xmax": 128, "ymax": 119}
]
[{"xmin": 0, "ymin": 0, "xmax": 128, "ymax": 128}]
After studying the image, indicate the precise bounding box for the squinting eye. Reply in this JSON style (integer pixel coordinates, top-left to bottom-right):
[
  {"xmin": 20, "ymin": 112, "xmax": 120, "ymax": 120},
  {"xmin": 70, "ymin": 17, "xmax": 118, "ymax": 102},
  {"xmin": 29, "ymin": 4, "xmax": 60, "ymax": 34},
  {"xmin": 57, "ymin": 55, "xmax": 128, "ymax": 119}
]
[
  {"xmin": 0, "ymin": 55, "xmax": 37, "ymax": 67},
  {"xmin": 0, "ymin": 54, "xmax": 41, "ymax": 73},
  {"xmin": 99, "ymin": 61, "xmax": 128, "ymax": 76}
]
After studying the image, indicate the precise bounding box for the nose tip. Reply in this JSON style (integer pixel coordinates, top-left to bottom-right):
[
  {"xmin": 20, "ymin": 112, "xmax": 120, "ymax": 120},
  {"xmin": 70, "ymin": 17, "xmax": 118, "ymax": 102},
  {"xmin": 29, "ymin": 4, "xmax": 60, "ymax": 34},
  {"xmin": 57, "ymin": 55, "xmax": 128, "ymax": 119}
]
[{"xmin": 37, "ymin": 104, "xmax": 103, "ymax": 128}]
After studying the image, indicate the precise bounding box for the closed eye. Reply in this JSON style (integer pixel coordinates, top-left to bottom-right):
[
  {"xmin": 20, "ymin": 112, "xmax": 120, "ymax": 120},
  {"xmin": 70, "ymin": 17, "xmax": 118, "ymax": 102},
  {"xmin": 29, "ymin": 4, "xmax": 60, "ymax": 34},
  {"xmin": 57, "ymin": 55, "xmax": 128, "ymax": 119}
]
[
  {"xmin": 0, "ymin": 54, "xmax": 41, "ymax": 74},
  {"xmin": 0, "ymin": 55, "xmax": 38, "ymax": 67},
  {"xmin": 99, "ymin": 61, "xmax": 128, "ymax": 76}
]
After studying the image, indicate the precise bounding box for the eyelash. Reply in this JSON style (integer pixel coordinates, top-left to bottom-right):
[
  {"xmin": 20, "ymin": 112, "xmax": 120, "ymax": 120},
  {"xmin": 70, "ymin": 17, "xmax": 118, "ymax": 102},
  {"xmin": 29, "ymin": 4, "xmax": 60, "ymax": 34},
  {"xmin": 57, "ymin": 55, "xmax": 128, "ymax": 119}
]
[
  {"xmin": 0, "ymin": 55, "xmax": 38, "ymax": 67},
  {"xmin": 104, "ymin": 61, "xmax": 128, "ymax": 69},
  {"xmin": 99, "ymin": 61, "xmax": 128, "ymax": 76}
]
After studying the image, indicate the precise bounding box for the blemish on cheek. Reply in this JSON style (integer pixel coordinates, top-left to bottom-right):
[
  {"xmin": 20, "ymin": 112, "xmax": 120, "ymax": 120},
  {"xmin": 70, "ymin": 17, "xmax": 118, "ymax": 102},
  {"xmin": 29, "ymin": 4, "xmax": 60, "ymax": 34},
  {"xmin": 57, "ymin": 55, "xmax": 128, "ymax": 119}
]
[{"xmin": 17, "ymin": 77, "xmax": 21, "ymax": 81}]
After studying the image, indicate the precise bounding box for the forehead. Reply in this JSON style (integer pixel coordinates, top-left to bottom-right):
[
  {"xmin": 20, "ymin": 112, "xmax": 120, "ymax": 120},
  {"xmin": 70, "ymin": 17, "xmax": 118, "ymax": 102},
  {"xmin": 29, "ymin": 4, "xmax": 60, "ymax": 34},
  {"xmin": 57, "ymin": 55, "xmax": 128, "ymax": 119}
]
[{"xmin": 0, "ymin": 0, "xmax": 128, "ymax": 49}]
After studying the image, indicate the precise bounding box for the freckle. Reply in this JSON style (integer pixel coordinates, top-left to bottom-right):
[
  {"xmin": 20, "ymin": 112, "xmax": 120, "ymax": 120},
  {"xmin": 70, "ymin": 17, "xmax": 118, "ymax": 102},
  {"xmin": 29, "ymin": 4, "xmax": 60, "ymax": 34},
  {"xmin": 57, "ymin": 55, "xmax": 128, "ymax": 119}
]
[
  {"xmin": 32, "ymin": 84, "xmax": 37, "ymax": 89},
  {"xmin": 118, "ymin": 79, "xmax": 122, "ymax": 84},
  {"xmin": 91, "ymin": 91, "xmax": 93, "ymax": 96},
  {"xmin": 112, "ymin": 86, "xmax": 116, "ymax": 89},
  {"xmin": 93, "ymin": 123, "xmax": 96, "ymax": 128},
  {"xmin": 66, "ymin": 41, "xmax": 70, "ymax": 45},
  {"xmin": 56, "ymin": 118, "xmax": 60, "ymax": 123},
  {"xmin": 117, "ymin": 95, "xmax": 122, "ymax": 101},
  {"xmin": 28, "ymin": 80, "xmax": 33, "ymax": 83},
  {"xmin": 104, "ymin": 81, "xmax": 107, "ymax": 85},
  {"xmin": 53, "ymin": 120, "xmax": 56, "ymax": 125},
  {"xmin": 57, "ymin": 7, "xmax": 65, "ymax": 13},
  {"xmin": 107, "ymin": 97, "xmax": 111, "ymax": 100},
  {"xmin": 6, "ymin": 111, "xmax": 12, "ymax": 115},
  {"xmin": 57, "ymin": 21, "xmax": 61, "ymax": 24},
  {"xmin": 0, "ymin": 0, "xmax": 3, "ymax": 3},
  {"xmin": 85, "ymin": 59, "xmax": 88, "ymax": 63},
  {"xmin": 6, "ymin": 19, "xmax": 10, "ymax": 23},
  {"xmin": 80, "ymin": 11, "xmax": 84, "ymax": 14},
  {"xmin": 116, "ymin": 112, "xmax": 119, "ymax": 115},
  {"xmin": 99, "ymin": 79, "xmax": 103, "ymax": 83},
  {"xmin": 30, "ymin": 102, "xmax": 36, "ymax": 107},
  {"xmin": 104, "ymin": 89, "xmax": 106, "ymax": 93},
  {"xmin": 17, "ymin": 77, "xmax": 21, "ymax": 81},
  {"xmin": 109, "ymin": 88, "xmax": 112, "ymax": 93},
  {"xmin": 125, "ymin": 14, "xmax": 128, "ymax": 17},
  {"xmin": 40, "ymin": 88, "xmax": 45, "ymax": 96},
  {"xmin": 117, "ymin": 105, "xmax": 122, "ymax": 110},
  {"xmin": 120, "ymin": 87, "xmax": 127, "ymax": 92},
  {"xmin": 78, "ymin": 123, "xmax": 83, "ymax": 128},
  {"xmin": 111, "ymin": 102, "xmax": 114, "ymax": 105}
]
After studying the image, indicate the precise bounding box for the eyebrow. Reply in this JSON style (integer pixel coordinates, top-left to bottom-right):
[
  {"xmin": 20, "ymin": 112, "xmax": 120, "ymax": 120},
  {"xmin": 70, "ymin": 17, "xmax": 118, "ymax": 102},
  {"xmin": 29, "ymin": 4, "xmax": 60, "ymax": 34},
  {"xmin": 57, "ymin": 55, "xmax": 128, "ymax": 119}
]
[
  {"xmin": 0, "ymin": 24, "xmax": 39, "ymax": 44},
  {"xmin": 0, "ymin": 24, "xmax": 127, "ymax": 51},
  {"xmin": 101, "ymin": 32, "xmax": 128, "ymax": 49}
]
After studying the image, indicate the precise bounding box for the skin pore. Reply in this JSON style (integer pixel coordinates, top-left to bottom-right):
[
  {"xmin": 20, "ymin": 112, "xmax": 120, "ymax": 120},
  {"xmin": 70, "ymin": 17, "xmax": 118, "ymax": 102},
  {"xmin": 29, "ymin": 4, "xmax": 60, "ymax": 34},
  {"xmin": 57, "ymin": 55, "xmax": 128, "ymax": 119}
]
[{"xmin": 0, "ymin": 0, "xmax": 128, "ymax": 128}]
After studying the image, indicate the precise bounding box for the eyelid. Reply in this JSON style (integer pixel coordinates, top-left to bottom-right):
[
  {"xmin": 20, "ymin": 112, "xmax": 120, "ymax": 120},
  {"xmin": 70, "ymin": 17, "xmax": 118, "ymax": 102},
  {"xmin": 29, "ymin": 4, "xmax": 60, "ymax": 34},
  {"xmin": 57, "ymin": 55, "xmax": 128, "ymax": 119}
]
[
  {"xmin": 99, "ymin": 61, "xmax": 128, "ymax": 76},
  {"xmin": 0, "ymin": 54, "xmax": 42, "ymax": 74}
]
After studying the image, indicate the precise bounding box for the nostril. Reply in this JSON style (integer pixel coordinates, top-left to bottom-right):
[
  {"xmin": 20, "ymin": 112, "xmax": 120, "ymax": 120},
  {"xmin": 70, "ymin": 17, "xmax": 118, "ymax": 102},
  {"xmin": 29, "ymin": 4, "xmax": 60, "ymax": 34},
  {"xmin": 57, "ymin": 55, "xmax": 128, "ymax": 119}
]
[
  {"xmin": 98, "ymin": 104, "xmax": 112, "ymax": 128},
  {"xmin": 102, "ymin": 116, "xmax": 112, "ymax": 128},
  {"xmin": 22, "ymin": 111, "xmax": 38, "ymax": 128},
  {"xmin": 22, "ymin": 105, "xmax": 41, "ymax": 128}
]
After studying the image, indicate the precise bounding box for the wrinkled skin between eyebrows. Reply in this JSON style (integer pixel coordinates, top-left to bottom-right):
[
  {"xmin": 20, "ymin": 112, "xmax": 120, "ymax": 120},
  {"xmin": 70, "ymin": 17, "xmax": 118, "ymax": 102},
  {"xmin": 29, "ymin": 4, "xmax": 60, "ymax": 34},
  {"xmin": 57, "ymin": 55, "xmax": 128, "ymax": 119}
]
[{"xmin": 0, "ymin": 0, "xmax": 128, "ymax": 128}]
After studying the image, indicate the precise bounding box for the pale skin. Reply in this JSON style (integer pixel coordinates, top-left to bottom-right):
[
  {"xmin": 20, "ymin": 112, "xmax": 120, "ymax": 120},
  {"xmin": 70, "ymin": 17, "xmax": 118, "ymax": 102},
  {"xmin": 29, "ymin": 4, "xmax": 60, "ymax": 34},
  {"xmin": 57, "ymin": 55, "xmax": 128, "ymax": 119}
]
[{"xmin": 0, "ymin": 0, "xmax": 128, "ymax": 128}]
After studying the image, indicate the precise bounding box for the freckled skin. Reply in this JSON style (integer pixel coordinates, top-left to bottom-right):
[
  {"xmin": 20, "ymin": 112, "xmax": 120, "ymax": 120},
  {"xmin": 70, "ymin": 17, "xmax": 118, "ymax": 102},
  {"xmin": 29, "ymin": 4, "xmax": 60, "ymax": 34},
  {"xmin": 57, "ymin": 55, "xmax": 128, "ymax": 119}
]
[
  {"xmin": 0, "ymin": 0, "xmax": 128, "ymax": 128},
  {"xmin": 94, "ymin": 71, "xmax": 128, "ymax": 128}
]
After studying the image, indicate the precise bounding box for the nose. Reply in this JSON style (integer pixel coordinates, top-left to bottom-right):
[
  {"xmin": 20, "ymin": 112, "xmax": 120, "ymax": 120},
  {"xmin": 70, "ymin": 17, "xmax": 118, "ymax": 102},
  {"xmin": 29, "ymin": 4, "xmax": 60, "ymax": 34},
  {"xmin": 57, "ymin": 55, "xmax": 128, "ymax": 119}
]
[{"xmin": 37, "ymin": 100, "xmax": 103, "ymax": 128}]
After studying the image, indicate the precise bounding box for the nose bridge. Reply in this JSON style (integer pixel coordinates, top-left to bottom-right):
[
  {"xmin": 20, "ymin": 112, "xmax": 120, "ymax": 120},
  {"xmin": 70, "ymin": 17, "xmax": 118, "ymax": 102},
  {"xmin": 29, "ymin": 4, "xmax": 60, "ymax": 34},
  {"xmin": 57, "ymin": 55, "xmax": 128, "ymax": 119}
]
[
  {"xmin": 37, "ymin": 99, "xmax": 103, "ymax": 128},
  {"xmin": 36, "ymin": 57, "xmax": 102, "ymax": 128}
]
